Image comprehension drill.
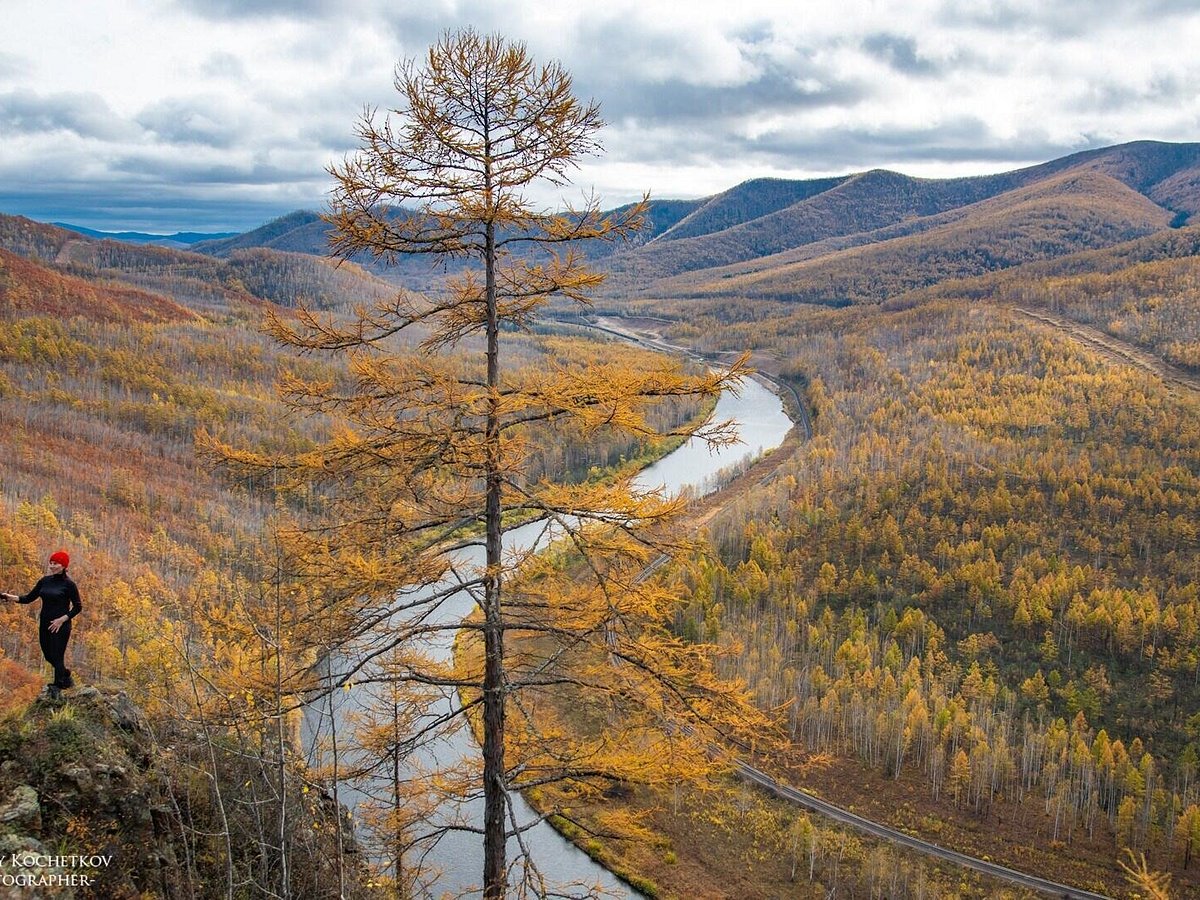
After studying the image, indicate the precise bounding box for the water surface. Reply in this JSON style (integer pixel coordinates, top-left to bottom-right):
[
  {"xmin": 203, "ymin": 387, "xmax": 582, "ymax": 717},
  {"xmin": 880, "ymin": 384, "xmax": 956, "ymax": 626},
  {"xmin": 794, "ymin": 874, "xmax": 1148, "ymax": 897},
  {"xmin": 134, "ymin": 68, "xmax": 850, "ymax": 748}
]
[{"xmin": 304, "ymin": 373, "xmax": 794, "ymax": 898}]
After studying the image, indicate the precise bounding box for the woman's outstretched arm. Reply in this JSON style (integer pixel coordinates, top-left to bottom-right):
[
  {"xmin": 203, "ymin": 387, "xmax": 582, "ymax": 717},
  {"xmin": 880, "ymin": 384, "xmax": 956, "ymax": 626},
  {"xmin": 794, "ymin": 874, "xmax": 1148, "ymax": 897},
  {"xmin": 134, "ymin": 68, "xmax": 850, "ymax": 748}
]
[{"xmin": 1, "ymin": 580, "xmax": 43, "ymax": 603}]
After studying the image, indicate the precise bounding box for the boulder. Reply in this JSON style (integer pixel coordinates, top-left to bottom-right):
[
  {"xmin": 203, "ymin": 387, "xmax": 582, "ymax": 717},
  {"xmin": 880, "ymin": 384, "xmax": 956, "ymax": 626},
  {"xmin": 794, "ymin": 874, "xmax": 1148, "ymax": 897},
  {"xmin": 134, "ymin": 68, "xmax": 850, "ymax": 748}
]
[{"xmin": 0, "ymin": 785, "xmax": 40, "ymax": 834}]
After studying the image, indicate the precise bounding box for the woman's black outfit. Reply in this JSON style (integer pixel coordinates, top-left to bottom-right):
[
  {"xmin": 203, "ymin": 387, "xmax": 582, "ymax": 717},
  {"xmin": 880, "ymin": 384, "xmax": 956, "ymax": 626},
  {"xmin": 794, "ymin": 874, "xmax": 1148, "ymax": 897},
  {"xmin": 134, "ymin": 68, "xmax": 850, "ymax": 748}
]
[{"xmin": 17, "ymin": 572, "xmax": 82, "ymax": 688}]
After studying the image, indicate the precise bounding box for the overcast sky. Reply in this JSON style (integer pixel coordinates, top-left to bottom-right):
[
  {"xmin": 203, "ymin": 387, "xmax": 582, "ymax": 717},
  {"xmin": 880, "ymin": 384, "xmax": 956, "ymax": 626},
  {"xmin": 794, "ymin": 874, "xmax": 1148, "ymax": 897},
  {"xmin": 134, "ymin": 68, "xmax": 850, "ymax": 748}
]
[{"xmin": 2, "ymin": 0, "xmax": 1198, "ymax": 233}]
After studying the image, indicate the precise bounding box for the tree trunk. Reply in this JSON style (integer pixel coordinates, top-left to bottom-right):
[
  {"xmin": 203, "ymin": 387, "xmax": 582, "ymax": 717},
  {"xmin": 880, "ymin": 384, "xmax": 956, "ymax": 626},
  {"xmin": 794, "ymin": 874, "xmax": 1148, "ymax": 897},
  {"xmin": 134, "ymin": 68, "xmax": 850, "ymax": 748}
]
[
  {"xmin": 393, "ymin": 697, "xmax": 403, "ymax": 899},
  {"xmin": 482, "ymin": 185, "xmax": 507, "ymax": 898},
  {"xmin": 273, "ymin": 537, "xmax": 291, "ymax": 900},
  {"xmin": 328, "ymin": 665, "xmax": 345, "ymax": 900}
]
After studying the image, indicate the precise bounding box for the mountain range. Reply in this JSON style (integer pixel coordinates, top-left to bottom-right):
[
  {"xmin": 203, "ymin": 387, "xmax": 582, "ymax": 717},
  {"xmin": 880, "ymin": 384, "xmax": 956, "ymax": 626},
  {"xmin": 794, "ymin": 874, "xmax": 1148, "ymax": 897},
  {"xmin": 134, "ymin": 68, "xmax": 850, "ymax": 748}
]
[
  {"xmin": 615, "ymin": 141, "xmax": 1198, "ymax": 304},
  {"xmin": 0, "ymin": 213, "xmax": 395, "ymax": 320},
  {"xmin": 6, "ymin": 140, "xmax": 1199, "ymax": 320},
  {"xmin": 53, "ymin": 222, "xmax": 238, "ymax": 248},
  {"xmin": 161, "ymin": 140, "xmax": 1200, "ymax": 306}
]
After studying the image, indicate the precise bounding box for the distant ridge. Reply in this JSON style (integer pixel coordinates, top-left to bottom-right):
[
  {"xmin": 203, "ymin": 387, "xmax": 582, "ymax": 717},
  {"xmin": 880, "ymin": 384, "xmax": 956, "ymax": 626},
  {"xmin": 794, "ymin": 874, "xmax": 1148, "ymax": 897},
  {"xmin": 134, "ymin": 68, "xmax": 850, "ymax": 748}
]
[
  {"xmin": 653, "ymin": 176, "xmax": 849, "ymax": 243},
  {"xmin": 602, "ymin": 141, "xmax": 1200, "ymax": 287},
  {"xmin": 653, "ymin": 168, "xmax": 1173, "ymax": 305},
  {"xmin": 192, "ymin": 210, "xmax": 327, "ymax": 257},
  {"xmin": 53, "ymin": 222, "xmax": 238, "ymax": 248},
  {"xmin": 189, "ymin": 199, "xmax": 707, "ymax": 287},
  {"xmin": 174, "ymin": 140, "xmax": 1200, "ymax": 302},
  {"xmin": 190, "ymin": 200, "xmax": 709, "ymax": 261},
  {"xmin": 0, "ymin": 214, "xmax": 397, "ymax": 315}
]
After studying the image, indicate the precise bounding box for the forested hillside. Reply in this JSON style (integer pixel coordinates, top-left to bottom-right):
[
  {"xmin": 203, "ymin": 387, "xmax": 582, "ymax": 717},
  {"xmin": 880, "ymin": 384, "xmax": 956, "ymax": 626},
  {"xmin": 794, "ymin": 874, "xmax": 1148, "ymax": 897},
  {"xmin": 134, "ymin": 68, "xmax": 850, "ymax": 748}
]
[
  {"xmin": 0, "ymin": 218, "xmax": 715, "ymax": 897},
  {"xmin": 0, "ymin": 224, "xmax": 708, "ymax": 655},
  {"xmin": 654, "ymin": 170, "xmax": 1171, "ymax": 304},
  {"xmin": 586, "ymin": 205, "xmax": 1200, "ymax": 895},
  {"xmin": 655, "ymin": 175, "xmax": 849, "ymax": 243},
  {"xmin": 0, "ymin": 247, "xmax": 199, "ymax": 323},
  {"xmin": 612, "ymin": 141, "xmax": 1198, "ymax": 301},
  {"xmin": 910, "ymin": 225, "xmax": 1200, "ymax": 371},
  {"xmin": 7, "ymin": 139, "xmax": 1200, "ymax": 898},
  {"xmin": 0, "ymin": 214, "xmax": 395, "ymax": 312},
  {"xmin": 193, "ymin": 141, "xmax": 1200, "ymax": 310}
]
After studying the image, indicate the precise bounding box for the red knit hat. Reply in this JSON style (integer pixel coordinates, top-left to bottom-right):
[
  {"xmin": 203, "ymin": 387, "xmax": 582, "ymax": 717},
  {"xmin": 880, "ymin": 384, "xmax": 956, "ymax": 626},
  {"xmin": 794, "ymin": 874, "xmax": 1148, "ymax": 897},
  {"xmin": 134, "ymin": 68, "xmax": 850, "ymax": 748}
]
[{"xmin": 49, "ymin": 550, "xmax": 69, "ymax": 568}]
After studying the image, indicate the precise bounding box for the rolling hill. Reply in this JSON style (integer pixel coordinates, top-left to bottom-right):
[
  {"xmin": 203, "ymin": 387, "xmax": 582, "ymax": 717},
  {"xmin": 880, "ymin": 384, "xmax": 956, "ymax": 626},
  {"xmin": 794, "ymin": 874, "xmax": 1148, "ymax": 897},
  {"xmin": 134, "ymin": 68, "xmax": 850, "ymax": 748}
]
[
  {"xmin": 189, "ymin": 198, "xmax": 707, "ymax": 289},
  {"xmin": 653, "ymin": 168, "xmax": 1173, "ymax": 304},
  {"xmin": 53, "ymin": 222, "xmax": 238, "ymax": 248},
  {"xmin": 624, "ymin": 142, "xmax": 1195, "ymax": 292},
  {"xmin": 0, "ymin": 247, "xmax": 200, "ymax": 323},
  {"xmin": 654, "ymin": 175, "xmax": 850, "ymax": 242},
  {"xmin": 192, "ymin": 209, "xmax": 328, "ymax": 257},
  {"xmin": 193, "ymin": 199, "xmax": 705, "ymax": 258},
  {"xmin": 604, "ymin": 140, "xmax": 1200, "ymax": 298},
  {"xmin": 0, "ymin": 214, "xmax": 396, "ymax": 314},
  {"xmin": 185, "ymin": 140, "xmax": 1200, "ymax": 307}
]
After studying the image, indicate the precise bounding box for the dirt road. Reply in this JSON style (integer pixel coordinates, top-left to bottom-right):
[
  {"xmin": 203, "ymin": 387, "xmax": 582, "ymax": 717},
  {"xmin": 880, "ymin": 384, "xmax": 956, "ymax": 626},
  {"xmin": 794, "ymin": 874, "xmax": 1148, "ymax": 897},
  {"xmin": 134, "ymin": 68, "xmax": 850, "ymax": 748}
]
[{"xmin": 1013, "ymin": 306, "xmax": 1200, "ymax": 399}]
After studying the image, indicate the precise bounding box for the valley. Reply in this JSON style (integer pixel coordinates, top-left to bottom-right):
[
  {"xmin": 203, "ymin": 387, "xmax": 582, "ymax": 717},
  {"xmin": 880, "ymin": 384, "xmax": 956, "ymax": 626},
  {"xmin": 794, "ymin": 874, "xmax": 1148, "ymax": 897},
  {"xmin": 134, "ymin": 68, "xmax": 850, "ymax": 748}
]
[{"xmin": 4, "ymin": 139, "xmax": 1200, "ymax": 898}]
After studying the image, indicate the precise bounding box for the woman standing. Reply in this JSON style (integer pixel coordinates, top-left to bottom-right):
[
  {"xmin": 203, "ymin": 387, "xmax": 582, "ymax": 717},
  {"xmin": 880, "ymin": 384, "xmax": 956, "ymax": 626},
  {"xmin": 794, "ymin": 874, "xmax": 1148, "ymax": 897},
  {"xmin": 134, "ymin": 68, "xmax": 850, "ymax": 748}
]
[{"xmin": 2, "ymin": 550, "xmax": 82, "ymax": 694}]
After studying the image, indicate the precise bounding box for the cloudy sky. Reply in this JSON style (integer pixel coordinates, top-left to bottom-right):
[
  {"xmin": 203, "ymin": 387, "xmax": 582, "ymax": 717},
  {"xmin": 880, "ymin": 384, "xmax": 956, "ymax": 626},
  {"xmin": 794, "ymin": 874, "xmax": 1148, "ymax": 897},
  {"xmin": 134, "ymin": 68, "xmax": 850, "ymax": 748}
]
[{"xmin": 2, "ymin": 0, "xmax": 1198, "ymax": 233}]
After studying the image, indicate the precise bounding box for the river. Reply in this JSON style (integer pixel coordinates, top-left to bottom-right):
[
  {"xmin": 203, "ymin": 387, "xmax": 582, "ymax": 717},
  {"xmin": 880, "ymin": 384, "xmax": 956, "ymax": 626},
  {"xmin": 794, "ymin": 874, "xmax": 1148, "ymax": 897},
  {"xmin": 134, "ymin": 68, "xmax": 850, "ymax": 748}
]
[{"xmin": 303, "ymin": 371, "xmax": 794, "ymax": 898}]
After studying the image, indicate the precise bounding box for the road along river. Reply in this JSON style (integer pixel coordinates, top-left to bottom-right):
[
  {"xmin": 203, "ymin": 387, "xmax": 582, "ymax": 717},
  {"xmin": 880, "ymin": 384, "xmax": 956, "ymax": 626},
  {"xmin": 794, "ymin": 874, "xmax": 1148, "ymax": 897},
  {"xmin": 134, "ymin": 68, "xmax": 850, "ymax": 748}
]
[{"xmin": 302, "ymin": 371, "xmax": 794, "ymax": 898}]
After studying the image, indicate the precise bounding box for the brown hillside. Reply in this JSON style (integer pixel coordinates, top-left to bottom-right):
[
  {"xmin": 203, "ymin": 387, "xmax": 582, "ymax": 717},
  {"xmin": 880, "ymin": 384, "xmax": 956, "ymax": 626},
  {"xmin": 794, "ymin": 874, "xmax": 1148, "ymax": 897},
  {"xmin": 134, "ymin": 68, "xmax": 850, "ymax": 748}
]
[
  {"xmin": 190, "ymin": 210, "xmax": 326, "ymax": 256},
  {"xmin": 655, "ymin": 175, "xmax": 849, "ymax": 243},
  {"xmin": 628, "ymin": 184, "xmax": 1009, "ymax": 292},
  {"xmin": 904, "ymin": 223, "xmax": 1200, "ymax": 306},
  {"xmin": 610, "ymin": 169, "xmax": 1011, "ymax": 283},
  {"xmin": 1149, "ymin": 164, "xmax": 1200, "ymax": 219},
  {"xmin": 902, "ymin": 224, "xmax": 1200, "ymax": 371},
  {"xmin": 716, "ymin": 167, "xmax": 1187, "ymax": 293},
  {"xmin": 0, "ymin": 214, "xmax": 92, "ymax": 263},
  {"xmin": 0, "ymin": 248, "xmax": 199, "ymax": 323},
  {"xmin": 1078, "ymin": 139, "xmax": 1200, "ymax": 204},
  {"xmin": 658, "ymin": 170, "xmax": 1171, "ymax": 304},
  {"xmin": 0, "ymin": 213, "xmax": 396, "ymax": 313},
  {"xmin": 600, "ymin": 141, "xmax": 1200, "ymax": 290}
]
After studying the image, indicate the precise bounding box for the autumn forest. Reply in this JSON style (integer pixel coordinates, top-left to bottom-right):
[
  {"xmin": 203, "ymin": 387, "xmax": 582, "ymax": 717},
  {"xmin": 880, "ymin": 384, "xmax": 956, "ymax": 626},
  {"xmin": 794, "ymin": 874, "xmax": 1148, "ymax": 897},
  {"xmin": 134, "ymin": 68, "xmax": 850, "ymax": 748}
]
[{"xmin": 3, "ymin": 36, "xmax": 1200, "ymax": 900}]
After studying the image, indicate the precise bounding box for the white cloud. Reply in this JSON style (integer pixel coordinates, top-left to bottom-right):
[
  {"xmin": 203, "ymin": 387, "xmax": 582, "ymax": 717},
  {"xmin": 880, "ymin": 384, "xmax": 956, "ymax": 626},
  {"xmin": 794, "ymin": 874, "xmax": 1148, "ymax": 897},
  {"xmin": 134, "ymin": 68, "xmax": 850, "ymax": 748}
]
[
  {"xmin": 0, "ymin": 51, "xmax": 26, "ymax": 82},
  {"xmin": 0, "ymin": 0, "xmax": 1197, "ymax": 231}
]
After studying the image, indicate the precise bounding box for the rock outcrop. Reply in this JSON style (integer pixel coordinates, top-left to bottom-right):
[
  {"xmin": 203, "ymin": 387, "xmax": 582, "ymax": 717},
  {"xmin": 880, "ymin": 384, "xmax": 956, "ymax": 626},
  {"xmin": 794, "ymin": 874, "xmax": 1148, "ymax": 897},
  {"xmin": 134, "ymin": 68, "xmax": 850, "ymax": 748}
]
[
  {"xmin": 0, "ymin": 687, "xmax": 183, "ymax": 899},
  {"xmin": 0, "ymin": 686, "xmax": 365, "ymax": 899}
]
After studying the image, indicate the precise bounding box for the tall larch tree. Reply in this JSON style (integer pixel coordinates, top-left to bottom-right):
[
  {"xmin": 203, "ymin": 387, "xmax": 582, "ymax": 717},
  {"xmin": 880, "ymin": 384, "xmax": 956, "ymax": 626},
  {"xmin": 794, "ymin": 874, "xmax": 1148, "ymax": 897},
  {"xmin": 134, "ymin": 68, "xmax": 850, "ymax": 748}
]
[{"xmin": 208, "ymin": 28, "xmax": 763, "ymax": 899}]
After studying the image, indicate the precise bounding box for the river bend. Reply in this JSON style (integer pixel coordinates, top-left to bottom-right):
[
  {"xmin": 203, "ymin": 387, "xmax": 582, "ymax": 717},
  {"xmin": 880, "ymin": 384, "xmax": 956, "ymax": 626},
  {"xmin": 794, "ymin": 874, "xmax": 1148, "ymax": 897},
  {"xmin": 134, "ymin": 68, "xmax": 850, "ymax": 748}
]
[{"xmin": 304, "ymin": 373, "xmax": 793, "ymax": 898}]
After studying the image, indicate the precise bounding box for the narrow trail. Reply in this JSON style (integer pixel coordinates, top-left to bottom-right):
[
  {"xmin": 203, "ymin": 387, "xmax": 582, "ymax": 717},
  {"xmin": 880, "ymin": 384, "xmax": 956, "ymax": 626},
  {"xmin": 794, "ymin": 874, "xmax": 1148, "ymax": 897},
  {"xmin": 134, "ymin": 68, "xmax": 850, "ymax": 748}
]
[
  {"xmin": 594, "ymin": 314, "xmax": 1115, "ymax": 900},
  {"xmin": 1012, "ymin": 305, "xmax": 1200, "ymax": 399},
  {"xmin": 736, "ymin": 761, "xmax": 1111, "ymax": 900}
]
